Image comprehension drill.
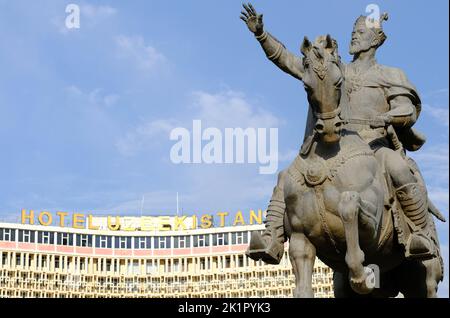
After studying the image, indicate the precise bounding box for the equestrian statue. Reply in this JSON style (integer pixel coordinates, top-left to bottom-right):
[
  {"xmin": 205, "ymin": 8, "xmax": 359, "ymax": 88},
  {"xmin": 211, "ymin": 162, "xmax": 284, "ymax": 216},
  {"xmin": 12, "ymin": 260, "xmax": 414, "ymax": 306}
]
[{"xmin": 240, "ymin": 3, "xmax": 445, "ymax": 298}]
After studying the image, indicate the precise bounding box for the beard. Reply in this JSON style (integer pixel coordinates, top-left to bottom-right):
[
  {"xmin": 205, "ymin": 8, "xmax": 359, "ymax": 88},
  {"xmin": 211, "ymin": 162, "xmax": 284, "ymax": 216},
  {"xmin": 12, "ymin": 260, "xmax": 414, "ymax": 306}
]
[
  {"xmin": 349, "ymin": 40, "xmax": 372, "ymax": 55},
  {"xmin": 349, "ymin": 43, "xmax": 360, "ymax": 55}
]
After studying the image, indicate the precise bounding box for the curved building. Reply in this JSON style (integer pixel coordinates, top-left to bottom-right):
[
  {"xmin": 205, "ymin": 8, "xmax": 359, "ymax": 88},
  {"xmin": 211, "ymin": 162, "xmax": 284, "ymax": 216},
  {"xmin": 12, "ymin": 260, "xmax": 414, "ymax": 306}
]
[{"xmin": 0, "ymin": 217, "xmax": 334, "ymax": 298}]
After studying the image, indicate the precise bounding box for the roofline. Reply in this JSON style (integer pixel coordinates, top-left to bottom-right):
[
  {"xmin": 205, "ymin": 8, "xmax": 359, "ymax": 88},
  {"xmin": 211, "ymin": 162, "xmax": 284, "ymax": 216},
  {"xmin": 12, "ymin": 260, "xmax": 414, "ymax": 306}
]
[{"xmin": 0, "ymin": 222, "xmax": 265, "ymax": 236}]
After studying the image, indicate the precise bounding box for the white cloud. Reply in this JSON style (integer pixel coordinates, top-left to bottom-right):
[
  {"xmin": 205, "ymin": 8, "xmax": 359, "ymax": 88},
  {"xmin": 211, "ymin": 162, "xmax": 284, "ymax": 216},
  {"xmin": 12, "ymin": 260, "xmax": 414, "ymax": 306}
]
[
  {"xmin": 427, "ymin": 185, "xmax": 449, "ymax": 210},
  {"xmin": 88, "ymin": 89, "xmax": 120, "ymax": 107},
  {"xmin": 113, "ymin": 90, "xmax": 283, "ymax": 212},
  {"xmin": 116, "ymin": 119, "xmax": 178, "ymax": 156},
  {"xmin": 422, "ymin": 88, "xmax": 449, "ymax": 98},
  {"xmin": 422, "ymin": 104, "xmax": 449, "ymax": 127},
  {"xmin": 191, "ymin": 90, "xmax": 281, "ymax": 129},
  {"xmin": 116, "ymin": 90, "xmax": 283, "ymax": 157},
  {"xmin": 115, "ymin": 35, "xmax": 167, "ymax": 71},
  {"xmin": 411, "ymin": 144, "xmax": 449, "ymax": 187},
  {"xmin": 66, "ymin": 86, "xmax": 120, "ymax": 108},
  {"xmin": 81, "ymin": 4, "xmax": 117, "ymax": 20}
]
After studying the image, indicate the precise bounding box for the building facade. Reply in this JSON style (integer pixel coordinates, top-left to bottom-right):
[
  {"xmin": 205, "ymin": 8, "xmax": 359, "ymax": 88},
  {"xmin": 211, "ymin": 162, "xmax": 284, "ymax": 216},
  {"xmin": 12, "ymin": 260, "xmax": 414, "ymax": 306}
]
[{"xmin": 0, "ymin": 220, "xmax": 334, "ymax": 298}]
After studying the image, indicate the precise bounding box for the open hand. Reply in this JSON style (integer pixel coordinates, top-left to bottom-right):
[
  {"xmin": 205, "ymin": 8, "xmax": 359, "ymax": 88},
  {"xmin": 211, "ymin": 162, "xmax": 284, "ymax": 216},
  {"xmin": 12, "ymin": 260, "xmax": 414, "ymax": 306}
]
[{"xmin": 240, "ymin": 3, "xmax": 264, "ymax": 36}]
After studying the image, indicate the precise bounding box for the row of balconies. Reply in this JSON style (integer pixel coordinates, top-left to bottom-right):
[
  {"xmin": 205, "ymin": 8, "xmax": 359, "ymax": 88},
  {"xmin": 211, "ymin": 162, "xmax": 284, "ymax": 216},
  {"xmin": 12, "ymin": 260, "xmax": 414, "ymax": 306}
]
[
  {"xmin": 0, "ymin": 275, "xmax": 331, "ymax": 289},
  {"xmin": 0, "ymin": 265, "xmax": 307, "ymax": 276},
  {"xmin": 0, "ymin": 277, "xmax": 331, "ymax": 291},
  {"xmin": 0, "ymin": 285, "xmax": 333, "ymax": 298},
  {"xmin": 0, "ymin": 280, "xmax": 300, "ymax": 293}
]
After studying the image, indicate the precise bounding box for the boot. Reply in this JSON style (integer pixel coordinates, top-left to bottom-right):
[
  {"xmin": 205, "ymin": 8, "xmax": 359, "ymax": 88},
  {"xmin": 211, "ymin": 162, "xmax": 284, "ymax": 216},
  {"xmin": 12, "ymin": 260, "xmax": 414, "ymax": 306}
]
[
  {"xmin": 246, "ymin": 186, "xmax": 286, "ymax": 264},
  {"xmin": 396, "ymin": 183, "xmax": 434, "ymax": 259}
]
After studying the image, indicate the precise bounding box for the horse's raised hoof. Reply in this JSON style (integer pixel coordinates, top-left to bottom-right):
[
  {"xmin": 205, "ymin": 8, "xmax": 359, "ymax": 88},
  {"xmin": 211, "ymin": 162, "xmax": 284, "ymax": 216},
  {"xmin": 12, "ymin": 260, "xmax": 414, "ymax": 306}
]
[
  {"xmin": 246, "ymin": 232, "xmax": 283, "ymax": 264},
  {"xmin": 349, "ymin": 266, "xmax": 375, "ymax": 295},
  {"xmin": 261, "ymin": 241, "xmax": 284, "ymax": 265}
]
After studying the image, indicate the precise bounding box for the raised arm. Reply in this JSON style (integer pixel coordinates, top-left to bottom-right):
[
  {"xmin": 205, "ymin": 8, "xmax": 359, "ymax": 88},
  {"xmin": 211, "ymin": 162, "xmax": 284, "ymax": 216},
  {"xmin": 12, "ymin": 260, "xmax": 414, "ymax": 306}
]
[{"xmin": 240, "ymin": 3, "xmax": 304, "ymax": 81}]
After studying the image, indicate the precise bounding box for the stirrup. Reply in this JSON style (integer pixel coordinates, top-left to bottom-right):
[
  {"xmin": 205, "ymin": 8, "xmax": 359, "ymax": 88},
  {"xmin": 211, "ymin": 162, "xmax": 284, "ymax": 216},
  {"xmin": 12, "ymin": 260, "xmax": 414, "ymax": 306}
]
[{"xmin": 405, "ymin": 233, "xmax": 435, "ymax": 260}]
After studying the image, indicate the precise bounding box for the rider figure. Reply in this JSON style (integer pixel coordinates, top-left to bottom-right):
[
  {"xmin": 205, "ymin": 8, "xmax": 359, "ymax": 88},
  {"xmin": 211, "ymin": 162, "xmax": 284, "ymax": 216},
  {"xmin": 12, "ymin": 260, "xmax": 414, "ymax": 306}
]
[{"xmin": 240, "ymin": 4, "xmax": 434, "ymax": 263}]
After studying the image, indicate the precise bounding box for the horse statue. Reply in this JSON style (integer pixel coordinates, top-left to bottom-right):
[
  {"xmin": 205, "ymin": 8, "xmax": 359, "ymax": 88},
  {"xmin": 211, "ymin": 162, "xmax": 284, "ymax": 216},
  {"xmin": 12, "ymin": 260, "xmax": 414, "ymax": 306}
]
[
  {"xmin": 280, "ymin": 35, "xmax": 443, "ymax": 297},
  {"xmin": 240, "ymin": 3, "xmax": 445, "ymax": 297}
]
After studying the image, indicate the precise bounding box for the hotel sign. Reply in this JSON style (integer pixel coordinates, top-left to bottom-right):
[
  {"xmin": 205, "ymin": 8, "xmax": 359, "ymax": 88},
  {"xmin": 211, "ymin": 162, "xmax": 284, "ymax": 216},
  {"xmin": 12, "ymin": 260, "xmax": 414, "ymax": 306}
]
[{"xmin": 20, "ymin": 209, "xmax": 264, "ymax": 231}]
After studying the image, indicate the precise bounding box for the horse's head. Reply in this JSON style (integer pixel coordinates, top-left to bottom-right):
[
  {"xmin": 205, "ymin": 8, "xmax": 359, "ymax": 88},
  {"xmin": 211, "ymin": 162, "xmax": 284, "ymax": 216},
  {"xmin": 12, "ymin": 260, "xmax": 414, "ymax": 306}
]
[{"xmin": 301, "ymin": 34, "xmax": 344, "ymax": 144}]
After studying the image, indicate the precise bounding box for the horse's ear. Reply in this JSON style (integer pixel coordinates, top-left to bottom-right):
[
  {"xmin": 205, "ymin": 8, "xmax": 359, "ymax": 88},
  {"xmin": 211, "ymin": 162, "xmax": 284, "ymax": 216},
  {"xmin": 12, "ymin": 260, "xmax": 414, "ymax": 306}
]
[
  {"xmin": 325, "ymin": 34, "xmax": 334, "ymax": 49},
  {"xmin": 325, "ymin": 34, "xmax": 338, "ymax": 57},
  {"xmin": 301, "ymin": 36, "xmax": 311, "ymax": 56}
]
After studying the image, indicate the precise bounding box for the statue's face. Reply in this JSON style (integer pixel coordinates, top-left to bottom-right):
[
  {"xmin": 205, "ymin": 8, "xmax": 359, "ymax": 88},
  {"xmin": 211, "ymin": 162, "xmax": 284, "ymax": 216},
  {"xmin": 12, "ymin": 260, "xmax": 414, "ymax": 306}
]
[{"xmin": 349, "ymin": 23, "xmax": 377, "ymax": 55}]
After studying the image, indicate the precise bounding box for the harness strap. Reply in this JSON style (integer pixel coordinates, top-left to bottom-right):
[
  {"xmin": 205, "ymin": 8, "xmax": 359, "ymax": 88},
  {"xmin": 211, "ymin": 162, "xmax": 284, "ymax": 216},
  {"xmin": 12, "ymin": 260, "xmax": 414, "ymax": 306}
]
[
  {"xmin": 313, "ymin": 187, "xmax": 341, "ymax": 255},
  {"xmin": 345, "ymin": 117, "xmax": 386, "ymax": 128},
  {"xmin": 314, "ymin": 106, "xmax": 341, "ymax": 120}
]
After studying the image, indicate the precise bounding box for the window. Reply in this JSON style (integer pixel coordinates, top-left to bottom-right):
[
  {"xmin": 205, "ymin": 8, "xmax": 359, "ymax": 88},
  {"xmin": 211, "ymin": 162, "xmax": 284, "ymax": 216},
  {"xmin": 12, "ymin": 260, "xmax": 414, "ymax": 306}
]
[
  {"xmin": 38, "ymin": 231, "xmax": 54, "ymax": 244},
  {"xmin": 0, "ymin": 228, "xmax": 15, "ymax": 241},
  {"xmin": 193, "ymin": 235, "xmax": 209, "ymax": 247},
  {"xmin": 115, "ymin": 236, "xmax": 132, "ymax": 249},
  {"xmin": 174, "ymin": 236, "xmax": 190, "ymax": 248},
  {"xmin": 16, "ymin": 254, "xmax": 21, "ymax": 266},
  {"xmin": 199, "ymin": 258, "xmax": 206, "ymax": 270},
  {"xmin": 132, "ymin": 260, "xmax": 140, "ymax": 275},
  {"xmin": 237, "ymin": 255, "xmax": 244, "ymax": 267},
  {"xmin": 2, "ymin": 253, "xmax": 8, "ymax": 266},
  {"xmin": 231, "ymin": 232, "xmax": 248, "ymax": 245},
  {"xmin": 153, "ymin": 237, "xmax": 170, "ymax": 249},
  {"xmin": 213, "ymin": 233, "xmax": 228, "ymax": 246},
  {"xmin": 225, "ymin": 256, "xmax": 231, "ymax": 268},
  {"xmin": 55, "ymin": 256, "xmax": 60, "ymax": 269},
  {"xmin": 134, "ymin": 237, "xmax": 150, "ymax": 249},
  {"xmin": 76, "ymin": 234, "xmax": 92, "ymax": 247},
  {"xmin": 57, "ymin": 233, "xmax": 73, "ymax": 246},
  {"xmin": 95, "ymin": 235, "xmax": 112, "ymax": 248},
  {"xmin": 80, "ymin": 258, "xmax": 86, "ymax": 271},
  {"xmin": 173, "ymin": 260, "xmax": 180, "ymax": 272},
  {"xmin": 146, "ymin": 261, "xmax": 156, "ymax": 274},
  {"xmin": 42, "ymin": 256, "xmax": 48, "ymax": 269},
  {"xmin": 18, "ymin": 230, "xmax": 35, "ymax": 243}
]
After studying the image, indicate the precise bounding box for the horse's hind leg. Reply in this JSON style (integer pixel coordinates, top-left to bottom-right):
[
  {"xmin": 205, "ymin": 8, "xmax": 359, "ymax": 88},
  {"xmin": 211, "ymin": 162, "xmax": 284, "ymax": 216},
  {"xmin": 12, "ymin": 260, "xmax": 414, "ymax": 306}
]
[
  {"xmin": 338, "ymin": 191, "xmax": 374, "ymax": 295},
  {"xmin": 398, "ymin": 257, "xmax": 443, "ymax": 298},
  {"xmin": 289, "ymin": 232, "xmax": 316, "ymax": 298}
]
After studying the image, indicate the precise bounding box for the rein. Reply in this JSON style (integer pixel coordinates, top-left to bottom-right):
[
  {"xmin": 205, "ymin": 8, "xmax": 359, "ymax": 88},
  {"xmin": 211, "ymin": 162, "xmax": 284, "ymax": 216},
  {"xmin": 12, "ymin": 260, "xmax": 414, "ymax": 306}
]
[{"xmin": 313, "ymin": 106, "xmax": 341, "ymax": 120}]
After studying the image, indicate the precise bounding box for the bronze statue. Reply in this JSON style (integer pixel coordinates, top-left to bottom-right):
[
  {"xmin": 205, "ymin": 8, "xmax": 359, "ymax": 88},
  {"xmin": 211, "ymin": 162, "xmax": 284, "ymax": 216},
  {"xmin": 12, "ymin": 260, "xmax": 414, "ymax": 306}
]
[{"xmin": 240, "ymin": 3, "xmax": 445, "ymax": 297}]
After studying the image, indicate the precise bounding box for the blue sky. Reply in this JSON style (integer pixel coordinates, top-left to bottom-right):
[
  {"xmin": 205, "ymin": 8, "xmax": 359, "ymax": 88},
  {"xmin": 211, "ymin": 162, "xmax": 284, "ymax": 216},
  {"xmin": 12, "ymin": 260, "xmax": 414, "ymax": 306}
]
[{"xmin": 0, "ymin": 0, "xmax": 448, "ymax": 296}]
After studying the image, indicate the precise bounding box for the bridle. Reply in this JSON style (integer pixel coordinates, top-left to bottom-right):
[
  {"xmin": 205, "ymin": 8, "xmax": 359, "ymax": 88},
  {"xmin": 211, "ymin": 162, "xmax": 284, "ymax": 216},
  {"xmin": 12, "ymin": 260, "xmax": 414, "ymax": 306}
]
[{"xmin": 305, "ymin": 46, "xmax": 344, "ymax": 122}]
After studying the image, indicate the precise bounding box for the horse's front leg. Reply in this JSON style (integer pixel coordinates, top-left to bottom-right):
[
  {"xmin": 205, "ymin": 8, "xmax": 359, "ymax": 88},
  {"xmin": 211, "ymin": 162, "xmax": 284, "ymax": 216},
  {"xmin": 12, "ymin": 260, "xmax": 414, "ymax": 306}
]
[
  {"xmin": 289, "ymin": 232, "xmax": 316, "ymax": 298},
  {"xmin": 338, "ymin": 191, "xmax": 374, "ymax": 295}
]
